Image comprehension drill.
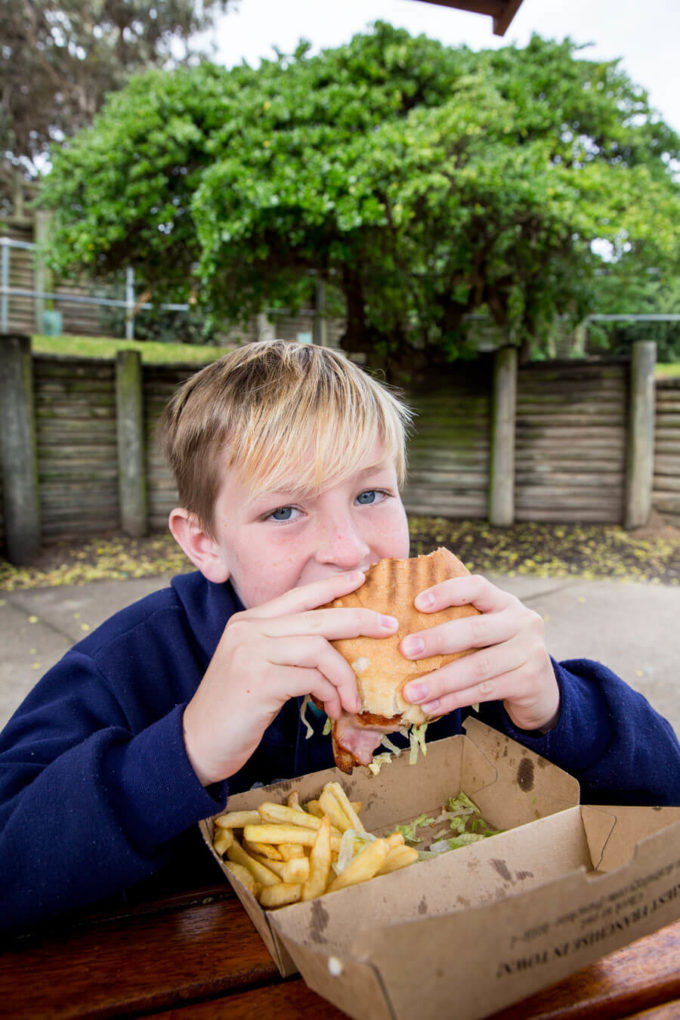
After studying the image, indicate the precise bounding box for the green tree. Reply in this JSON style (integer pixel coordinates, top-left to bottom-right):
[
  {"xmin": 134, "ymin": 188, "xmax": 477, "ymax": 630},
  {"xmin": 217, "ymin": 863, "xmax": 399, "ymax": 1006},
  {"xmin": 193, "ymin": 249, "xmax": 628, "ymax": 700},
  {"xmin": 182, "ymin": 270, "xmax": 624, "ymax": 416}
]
[
  {"xmin": 0, "ymin": 0, "xmax": 230, "ymax": 209},
  {"xmin": 41, "ymin": 24, "xmax": 680, "ymax": 369}
]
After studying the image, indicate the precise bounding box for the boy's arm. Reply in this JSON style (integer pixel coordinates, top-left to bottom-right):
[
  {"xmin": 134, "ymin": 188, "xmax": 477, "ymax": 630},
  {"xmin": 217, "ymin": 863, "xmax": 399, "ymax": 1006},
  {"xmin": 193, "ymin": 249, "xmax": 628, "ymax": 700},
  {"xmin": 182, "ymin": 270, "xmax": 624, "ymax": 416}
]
[
  {"xmin": 482, "ymin": 657, "xmax": 680, "ymax": 806},
  {"xmin": 0, "ymin": 651, "xmax": 226, "ymax": 934}
]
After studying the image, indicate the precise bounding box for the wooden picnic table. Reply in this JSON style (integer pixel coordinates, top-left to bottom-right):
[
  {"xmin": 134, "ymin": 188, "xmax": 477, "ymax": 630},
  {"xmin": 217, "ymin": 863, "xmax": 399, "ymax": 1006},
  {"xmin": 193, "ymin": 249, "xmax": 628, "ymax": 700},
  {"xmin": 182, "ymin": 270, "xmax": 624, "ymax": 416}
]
[{"xmin": 2, "ymin": 857, "xmax": 679, "ymax": 1019}]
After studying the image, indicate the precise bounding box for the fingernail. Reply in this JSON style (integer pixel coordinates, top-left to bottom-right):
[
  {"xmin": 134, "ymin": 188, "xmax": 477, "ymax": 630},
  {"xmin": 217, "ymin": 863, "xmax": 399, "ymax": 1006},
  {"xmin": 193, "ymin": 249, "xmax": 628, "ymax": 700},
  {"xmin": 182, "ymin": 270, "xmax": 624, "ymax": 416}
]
[
  {"xmin": 404, "ymin": 682, "xmax": 428, "ymax": 703},
  {"xmin": 402, "ymin": 635, "xmax": 425, "ymax": 657},
  {"xmin": 381, "ymin": 615, "xmax": 399, "ymax": 630},
  {"xmin": 416, "ymin": 590, "xmax": 435, "ymax": 609}
]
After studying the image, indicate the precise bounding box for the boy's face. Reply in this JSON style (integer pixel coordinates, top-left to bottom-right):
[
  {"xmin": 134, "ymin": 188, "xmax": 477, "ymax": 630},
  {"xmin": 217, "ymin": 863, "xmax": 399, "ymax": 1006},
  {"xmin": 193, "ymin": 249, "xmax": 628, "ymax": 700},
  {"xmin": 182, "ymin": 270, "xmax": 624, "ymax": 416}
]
[{"xmin": 207, "ymin": 441, "xmax": 410, "ymax": 608}]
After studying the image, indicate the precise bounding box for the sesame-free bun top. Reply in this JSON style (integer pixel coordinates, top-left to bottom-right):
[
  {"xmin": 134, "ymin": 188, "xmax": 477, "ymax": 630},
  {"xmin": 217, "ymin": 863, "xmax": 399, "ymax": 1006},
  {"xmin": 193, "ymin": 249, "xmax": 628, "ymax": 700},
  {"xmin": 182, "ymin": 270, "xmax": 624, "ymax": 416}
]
[{"xmin": 326, "ymin": 547, "xmax": 480, "ymax": 727}]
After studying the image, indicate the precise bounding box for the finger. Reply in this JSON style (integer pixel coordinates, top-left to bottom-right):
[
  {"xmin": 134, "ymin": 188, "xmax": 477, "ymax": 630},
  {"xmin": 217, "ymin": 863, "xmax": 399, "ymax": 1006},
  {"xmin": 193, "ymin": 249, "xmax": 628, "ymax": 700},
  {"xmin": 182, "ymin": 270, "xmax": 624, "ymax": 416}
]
[
  {"xmin": 259, "ymin": 635, "xmax": 362, "ymax": 715},
  {"xmin": 416, "ymin": 656, "xmax": 557, "ymax": 731},
  {"xmin": 410, "ymin": 662, "xmax": 532, "ymax": 718},
  {"xmin": 401, "ymin": 604, "xmax": 519, "ymax": 660},
  {"xmin": 260, "ymin": 607, "xmax": 399, "ymax": 642},
  {"xmin": 243, "ymin": 570, "xmax": 366, "ymax": 619},
  {"xmin": 403, "ymin": 636, "xmax": 528, "ymax": 708},
  {"xmin": 414, "ymin": 573, "xmax": 516, "ymax": 615},
  {"xmin": 240, "ymin": 664, "xmax": 349, "ymax": 721}
]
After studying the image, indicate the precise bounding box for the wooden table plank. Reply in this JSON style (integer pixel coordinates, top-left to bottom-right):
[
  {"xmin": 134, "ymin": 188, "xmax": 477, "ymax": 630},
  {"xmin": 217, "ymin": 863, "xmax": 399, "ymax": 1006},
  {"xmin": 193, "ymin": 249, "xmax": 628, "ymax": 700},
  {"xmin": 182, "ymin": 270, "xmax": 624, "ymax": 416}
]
[
  {"xmin": 152, "ymin": 976, "xmax": 348, "ymax": 1019},
  {"xmin": 1, "ymin": 895, "xmax": 279, "ymax": 1020}
]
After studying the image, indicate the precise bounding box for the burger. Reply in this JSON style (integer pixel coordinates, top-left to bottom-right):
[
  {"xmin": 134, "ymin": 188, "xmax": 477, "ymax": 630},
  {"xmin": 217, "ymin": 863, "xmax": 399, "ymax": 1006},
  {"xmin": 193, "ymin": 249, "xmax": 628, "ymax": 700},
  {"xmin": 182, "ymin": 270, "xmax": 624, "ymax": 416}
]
[{"xmin": 320, "ymin": 547, "xmax": 479, "ymax": 773}]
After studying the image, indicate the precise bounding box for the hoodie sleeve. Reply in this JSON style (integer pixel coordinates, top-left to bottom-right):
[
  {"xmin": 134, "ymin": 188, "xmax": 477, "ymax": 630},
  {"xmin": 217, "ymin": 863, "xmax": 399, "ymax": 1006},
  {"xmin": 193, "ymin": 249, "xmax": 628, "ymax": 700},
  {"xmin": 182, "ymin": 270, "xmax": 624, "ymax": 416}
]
[
  {"xmin": 0, "ymin": 649, "xmax": 228, "ymax": 934},
  {"xmin": 484, "ymin": 658, "xmax": 680, "ymax": 806}
]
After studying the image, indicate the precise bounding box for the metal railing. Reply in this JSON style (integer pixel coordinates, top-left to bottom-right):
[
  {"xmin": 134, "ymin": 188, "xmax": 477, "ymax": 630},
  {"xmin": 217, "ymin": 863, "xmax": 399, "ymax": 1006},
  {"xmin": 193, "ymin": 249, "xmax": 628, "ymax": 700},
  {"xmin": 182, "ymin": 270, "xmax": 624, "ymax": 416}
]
[{"xmin": 0, "ymin": 237, "xmax": 189, "ymax": 339}]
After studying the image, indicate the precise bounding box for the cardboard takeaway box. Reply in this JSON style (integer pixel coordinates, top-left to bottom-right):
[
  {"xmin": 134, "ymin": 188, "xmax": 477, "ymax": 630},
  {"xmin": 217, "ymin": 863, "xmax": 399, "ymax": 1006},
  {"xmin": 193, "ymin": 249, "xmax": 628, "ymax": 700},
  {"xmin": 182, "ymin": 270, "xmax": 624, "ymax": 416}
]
[{"xmin": 200, "ymin": 719, "xmax": 680, "ymax": 1020}]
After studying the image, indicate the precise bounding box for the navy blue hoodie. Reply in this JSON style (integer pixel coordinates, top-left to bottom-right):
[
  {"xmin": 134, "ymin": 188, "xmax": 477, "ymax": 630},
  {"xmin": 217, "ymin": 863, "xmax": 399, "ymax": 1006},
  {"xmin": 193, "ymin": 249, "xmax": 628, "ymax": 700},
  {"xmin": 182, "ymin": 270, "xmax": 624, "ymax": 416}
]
[{"xmin": 1, "ymin": 571, "xmax": 679, "ymax": 933}]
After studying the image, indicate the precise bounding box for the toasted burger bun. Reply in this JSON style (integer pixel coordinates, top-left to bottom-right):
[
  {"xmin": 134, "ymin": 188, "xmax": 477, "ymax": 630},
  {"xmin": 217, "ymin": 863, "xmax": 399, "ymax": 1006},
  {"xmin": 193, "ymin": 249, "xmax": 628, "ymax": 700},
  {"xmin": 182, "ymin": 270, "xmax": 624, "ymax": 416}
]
[{"xmin": 326, "ymin": 547, "xmax": 480, "ymax": 728}]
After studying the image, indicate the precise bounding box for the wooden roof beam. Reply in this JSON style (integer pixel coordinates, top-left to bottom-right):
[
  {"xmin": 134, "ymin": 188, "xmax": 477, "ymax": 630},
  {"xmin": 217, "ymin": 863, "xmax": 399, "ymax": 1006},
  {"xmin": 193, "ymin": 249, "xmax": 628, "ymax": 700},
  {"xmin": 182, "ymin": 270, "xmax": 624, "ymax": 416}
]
[{"xmin": 414, "ymin": 0, "xmax": 524, "ymax": 36}]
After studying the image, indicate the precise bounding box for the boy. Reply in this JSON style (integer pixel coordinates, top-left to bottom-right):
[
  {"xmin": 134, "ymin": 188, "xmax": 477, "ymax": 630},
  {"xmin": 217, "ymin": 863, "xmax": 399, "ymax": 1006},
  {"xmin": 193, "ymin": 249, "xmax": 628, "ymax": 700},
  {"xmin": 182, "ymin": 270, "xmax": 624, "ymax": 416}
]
[{"xmin": 1, "ymin": 340, "xmax": 679, "ymax": 933}]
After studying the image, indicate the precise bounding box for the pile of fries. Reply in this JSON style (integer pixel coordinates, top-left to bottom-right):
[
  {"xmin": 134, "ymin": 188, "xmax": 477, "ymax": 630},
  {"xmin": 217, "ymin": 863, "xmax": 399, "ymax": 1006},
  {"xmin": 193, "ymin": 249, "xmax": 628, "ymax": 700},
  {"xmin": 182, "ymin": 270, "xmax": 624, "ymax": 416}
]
[{"xmin": 211, "ymin": 780, "xmax": 418, "ymax": 909}]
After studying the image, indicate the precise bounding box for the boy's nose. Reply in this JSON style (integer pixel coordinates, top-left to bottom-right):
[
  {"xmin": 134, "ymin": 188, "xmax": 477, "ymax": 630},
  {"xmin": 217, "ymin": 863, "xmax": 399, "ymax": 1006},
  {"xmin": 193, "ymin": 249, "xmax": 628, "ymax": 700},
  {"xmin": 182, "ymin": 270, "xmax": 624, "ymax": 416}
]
[{"xmin": 315, "ymin": 517, "xmax": 370, "ymax": 571}]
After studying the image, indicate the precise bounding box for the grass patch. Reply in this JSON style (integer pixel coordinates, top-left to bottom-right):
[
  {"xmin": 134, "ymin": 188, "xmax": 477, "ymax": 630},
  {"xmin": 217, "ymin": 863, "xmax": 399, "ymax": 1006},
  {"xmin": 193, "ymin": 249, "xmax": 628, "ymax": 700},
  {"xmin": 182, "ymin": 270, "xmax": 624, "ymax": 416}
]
[
  {"xmin": 32, "ymin": 334, "xmax": 228, "ymax": 365},
  {"xmin": 656, "ymin": 362, "xmax": 680, "ymax": 378}
]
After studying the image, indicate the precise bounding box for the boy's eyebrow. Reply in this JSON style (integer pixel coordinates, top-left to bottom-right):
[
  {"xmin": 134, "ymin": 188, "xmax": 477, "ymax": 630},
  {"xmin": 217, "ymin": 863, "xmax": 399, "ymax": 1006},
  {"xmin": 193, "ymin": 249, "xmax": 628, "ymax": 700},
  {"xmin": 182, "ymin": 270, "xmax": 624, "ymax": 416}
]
[{"xmin": 356, "ymin": 458, "xmax": 394, "ymax": 477}]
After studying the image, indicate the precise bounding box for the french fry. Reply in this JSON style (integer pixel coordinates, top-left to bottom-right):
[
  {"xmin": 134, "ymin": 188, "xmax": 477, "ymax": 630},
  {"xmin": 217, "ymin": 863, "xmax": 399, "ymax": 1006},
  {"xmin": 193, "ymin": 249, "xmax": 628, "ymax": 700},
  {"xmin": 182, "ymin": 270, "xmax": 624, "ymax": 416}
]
[
  {"xmin": 245, "ymin": 840, "xmax": 283, "ymax": 860},
  {"xmin": 319, "ymin": 787, "xmax": 354, "ymax": 833},
  {"xmin": 282, "ymin": 856, "xmax": 310, "ymax": 884},
  {"xmin": 212, "ymin": 827, "xmax": 234, "ymax": 856},
  {"xmin": 246, "ymin": 850, "xmax": 287, "ymax": 880},
  {"xmin": 279, "ymin": 843, "xmax": 305, "ymax": 860},
  {"xmin": 351, "ymin": 801, "xmax": 362, "ymax": 814},
  {"xmin": 286, "ymin": 791, "xmax": 303, "ymax": 810},
  {"xmin": 226, "ymin": 840, "xmax": 281, "ymax": 887},
  {"xmin": 245, "ymin": 822, "xmax": 342, "ymax": 853},
  {"xmin": 385, "ymin": 831, "xmax": 405, "ymax": 849},
  {"xmin": 326, "ymin": 782, "xmax": 366, "ymax": 834},
  {"xmin": 224, "ymin": 860, "xmax": 260, "ymax": 896},
  {"xmin": 258, "ymin": 802, "xmax": 322, "ymax": 831},
  {"xmin": 214, "ymin": 809, "xmax": 261, "ymax": 829},
  {"xmin": 258, "ymin": 883, "xmax": 302, "ymax": 909},
  {"xmin": 244, "ymin": 822, "xmax": 317, "ymax": 847},
  {"xmin": 305, "ymin": 799, "xmax": 323, "ymax": 818},
  {"xmin": 303, "ymin": 816, "xmax": 332, "ymax": 901},
  {"xmin": 377, "ymin": 844, "xmax": 419, "ymax": 876},
  {"xmin": 327, "ymin": 838, "xmax": 390, "ymax": 893}
]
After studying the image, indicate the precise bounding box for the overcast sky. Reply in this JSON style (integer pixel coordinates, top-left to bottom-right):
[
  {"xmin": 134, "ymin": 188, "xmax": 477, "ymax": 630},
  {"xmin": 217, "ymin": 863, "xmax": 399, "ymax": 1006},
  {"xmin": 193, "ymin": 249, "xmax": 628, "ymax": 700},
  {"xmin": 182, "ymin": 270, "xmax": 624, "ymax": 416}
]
[{"xmin": 210, "ymin": 0, "xmax": 680, "ymax": 135}]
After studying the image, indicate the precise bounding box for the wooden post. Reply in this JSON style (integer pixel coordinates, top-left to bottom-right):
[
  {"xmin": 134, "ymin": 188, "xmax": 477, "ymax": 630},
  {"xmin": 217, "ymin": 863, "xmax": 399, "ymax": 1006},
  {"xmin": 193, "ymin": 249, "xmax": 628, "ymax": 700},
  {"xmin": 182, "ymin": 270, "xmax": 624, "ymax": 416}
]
[
  {"xmin": 0, "ymin": 334, "xmax": 41, "ymax": 563},
  {"xmin": 625, "ymin": 340, "xmax": 656, "ymax": 529},
  {"xmin": 116, "ymin": 350, "xmax": 148, "ymax": 537},
  {"xmin": 489, "ymin": 346, "xmax": 517, "ymax": 526},
  {"xmin": 313, "ymin": 279, "xmax": 328, "ymax": 346},
  {"xmin": 34, "ymin": 209, "xmax": 53, "ymax": 334}
]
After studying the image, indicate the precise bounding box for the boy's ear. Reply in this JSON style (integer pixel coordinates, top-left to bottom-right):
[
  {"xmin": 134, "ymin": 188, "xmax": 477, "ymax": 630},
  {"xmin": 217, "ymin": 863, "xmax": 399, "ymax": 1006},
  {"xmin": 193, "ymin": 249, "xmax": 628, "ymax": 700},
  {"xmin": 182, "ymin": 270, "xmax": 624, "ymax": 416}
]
[{"xmin": 168, "ymin": 508, "xmax": 230, "ymax": 584}]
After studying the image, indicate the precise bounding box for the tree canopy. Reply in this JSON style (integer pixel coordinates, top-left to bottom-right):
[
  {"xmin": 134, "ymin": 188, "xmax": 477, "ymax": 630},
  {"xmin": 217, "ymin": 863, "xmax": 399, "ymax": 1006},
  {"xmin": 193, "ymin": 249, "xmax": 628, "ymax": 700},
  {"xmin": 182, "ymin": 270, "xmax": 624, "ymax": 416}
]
[
  {"xmin": 1, "ymin": 0, "xmax": 230, "ymax": 208},
  {"xmin": 40, "ymin": 23, "xmax": 680, "ymax": 368}
]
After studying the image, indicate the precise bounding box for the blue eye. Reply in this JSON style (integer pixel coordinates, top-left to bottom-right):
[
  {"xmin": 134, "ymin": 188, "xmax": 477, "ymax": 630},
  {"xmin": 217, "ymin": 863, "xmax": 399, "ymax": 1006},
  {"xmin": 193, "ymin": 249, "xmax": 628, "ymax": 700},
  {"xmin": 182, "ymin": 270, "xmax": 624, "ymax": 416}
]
[
  {"xmin": 356, "ymin": 490, "xmax": 378, "ymax": 505},
  {"xmin": 270, "ymin": 506, "xmax": 294, "ymax": 521}
]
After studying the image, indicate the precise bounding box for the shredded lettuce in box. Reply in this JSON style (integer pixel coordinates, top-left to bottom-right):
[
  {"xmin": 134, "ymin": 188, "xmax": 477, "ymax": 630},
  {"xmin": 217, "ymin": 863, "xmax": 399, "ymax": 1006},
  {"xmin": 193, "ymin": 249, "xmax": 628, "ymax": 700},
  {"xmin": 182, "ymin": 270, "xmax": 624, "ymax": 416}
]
[
  {"xmin": 395, "ymin": 813, "xmax": 436, "ymax": 844},
  {"xmin": 322, "ymin": 716, "xmax": 332, "ymax": 736},
  {"xmin": 415, "ymin": 791, "xmax": 503, "ymax": 861}
]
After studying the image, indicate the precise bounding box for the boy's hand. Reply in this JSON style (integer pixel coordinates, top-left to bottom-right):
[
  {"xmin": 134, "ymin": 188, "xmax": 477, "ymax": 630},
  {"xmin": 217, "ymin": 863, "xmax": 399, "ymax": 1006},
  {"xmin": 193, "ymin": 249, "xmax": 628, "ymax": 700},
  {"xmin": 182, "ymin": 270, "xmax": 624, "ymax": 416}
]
[
  {"xmin": 401, "ymin": 574, "xmax": 560, "ymax": 733},
  {"xmin": 182, "ymin": 570, "xmax": 398, "ymax": 786}
]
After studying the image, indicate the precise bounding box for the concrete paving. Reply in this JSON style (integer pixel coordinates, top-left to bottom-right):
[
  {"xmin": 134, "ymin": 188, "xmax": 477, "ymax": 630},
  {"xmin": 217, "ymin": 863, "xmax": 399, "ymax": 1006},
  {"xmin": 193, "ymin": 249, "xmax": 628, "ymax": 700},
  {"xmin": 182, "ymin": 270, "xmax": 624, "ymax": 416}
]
[{"xmin": 1, "ymin": 573, "xmax": 679, "ymax": 736}]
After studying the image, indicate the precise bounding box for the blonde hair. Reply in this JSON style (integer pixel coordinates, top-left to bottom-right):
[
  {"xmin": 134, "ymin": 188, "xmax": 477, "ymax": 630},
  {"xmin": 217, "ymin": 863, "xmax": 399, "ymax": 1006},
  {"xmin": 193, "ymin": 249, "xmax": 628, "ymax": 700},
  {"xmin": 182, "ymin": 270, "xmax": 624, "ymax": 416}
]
[{"xmin": 158, "ymin": 340, "xmax": 412, "ymax": 533}]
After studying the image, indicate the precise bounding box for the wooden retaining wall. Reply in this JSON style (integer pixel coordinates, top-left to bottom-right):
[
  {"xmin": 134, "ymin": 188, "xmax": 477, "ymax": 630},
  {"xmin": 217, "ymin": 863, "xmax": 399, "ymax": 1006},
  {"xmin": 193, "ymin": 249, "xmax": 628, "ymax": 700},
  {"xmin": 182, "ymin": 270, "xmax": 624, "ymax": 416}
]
[
  {"xmin": 1, "ymin": 338, "xmax": 677, "ymax": 562},
  {"xmin": 654, "ymin": 378, "xmax": 680, "ymax": 527},
  {"xmin": 402, "ymin": 364, "xmax": 491, "ymax": 519},
  {"xmin": 34, "ymin": 357, "xmax": 119, "ymax": 538},
  {"xmin": 514, "ymin": 362, "xmax": 627, "ymax": 523}
]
